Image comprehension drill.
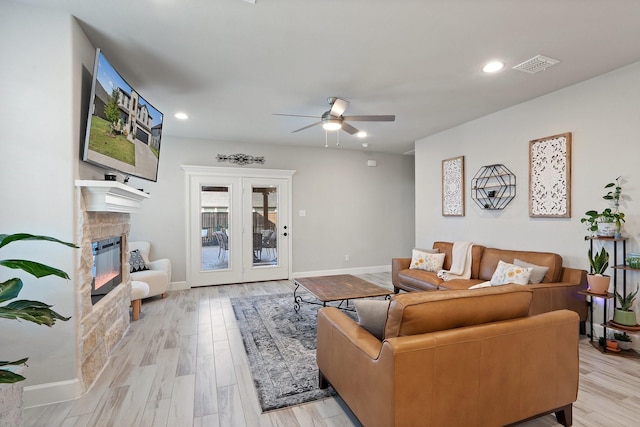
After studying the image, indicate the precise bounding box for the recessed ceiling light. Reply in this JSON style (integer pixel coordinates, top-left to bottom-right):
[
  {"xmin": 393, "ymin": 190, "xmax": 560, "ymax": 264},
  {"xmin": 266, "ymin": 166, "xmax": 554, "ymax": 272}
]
[
  {"xmin": 482, "ymin": 61, "xmax": 505, "ymax": 73},
  {"xmin": 361, "ymin": 142, "xmax": 369, "ymax": 147},
  {"xmin": 356, "ymin": 131, "xmax": 367, "ymax": 138},
  {"xmin": 174, "ymin": 112, "xmax": 189, "ymax": 120}
]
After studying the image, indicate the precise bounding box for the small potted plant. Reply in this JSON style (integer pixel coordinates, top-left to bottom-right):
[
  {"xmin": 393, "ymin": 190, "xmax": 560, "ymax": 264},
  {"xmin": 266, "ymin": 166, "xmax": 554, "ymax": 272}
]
[
  {"xmin": 613, "ymin": 332, "xmax": 633, "ymax": 350},
  {"xmin": 581, "ymin": 177, "xmax": 626, "ymax": 237},
  {"xmin": 586, "ymin": 247, "xmax": 610, "ymax": 295},
  {"xmin": 613, "ymin": 285, "xmax": 638, "ymax": 326}
]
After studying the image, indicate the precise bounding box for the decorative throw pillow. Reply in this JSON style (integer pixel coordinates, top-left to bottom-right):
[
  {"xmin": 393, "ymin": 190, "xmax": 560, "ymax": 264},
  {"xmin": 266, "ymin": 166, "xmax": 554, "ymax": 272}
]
[
  {"xmin": 490, "ymin": 260, "xmax": 533, "ymax": 286},
  {"xmin": 354, "ymin": 299, "xmax": 390, "ymax": 341},
  {"xmin": 513, "ymin": 258, "xmax": 549, "ymax": 284},
  {"xmin": 130, "ymin": 249, "xmax": 149, "ymax": 273},
  {"xmin": 409, "ymin": 250, "xmax": 445, "ymax": 272}
]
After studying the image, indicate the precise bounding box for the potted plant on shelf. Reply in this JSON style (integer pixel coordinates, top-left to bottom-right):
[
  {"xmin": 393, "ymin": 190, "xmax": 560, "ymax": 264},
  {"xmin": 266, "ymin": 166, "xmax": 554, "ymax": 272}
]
[
  {"xmin": 613, "ymin": 285, "xmax": 638, "ymax": 327},
  {"xmin": 586, "ymin": 247, "xmax": 610, "ymax": 295},
  {"xmin": 581, "ymin": 177, "xmax": 625, "ymax": 238},
  {"xmin": 614, "ymin": 332, "xmax": 633, "ymax": 350}
]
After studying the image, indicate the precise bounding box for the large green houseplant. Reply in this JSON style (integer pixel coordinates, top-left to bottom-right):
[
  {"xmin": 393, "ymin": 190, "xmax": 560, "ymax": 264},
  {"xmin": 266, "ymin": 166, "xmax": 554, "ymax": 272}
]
[{"xmin": 0, "ymin": 233, "xmax": 77, "ymax": 383}]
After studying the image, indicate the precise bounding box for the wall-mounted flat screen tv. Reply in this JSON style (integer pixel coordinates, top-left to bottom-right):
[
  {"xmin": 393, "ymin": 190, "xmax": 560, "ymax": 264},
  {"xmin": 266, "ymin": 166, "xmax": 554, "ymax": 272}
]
[{"xmin": 83, "ymin": 48, "xmax": 163, "ymax": 182}]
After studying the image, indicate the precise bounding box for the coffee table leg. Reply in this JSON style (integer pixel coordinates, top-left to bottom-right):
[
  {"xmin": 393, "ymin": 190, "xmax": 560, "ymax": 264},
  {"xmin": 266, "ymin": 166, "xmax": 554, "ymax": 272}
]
[{"xmin": 294, "ymin": 283, "xmax": 302, "ymax": 313}]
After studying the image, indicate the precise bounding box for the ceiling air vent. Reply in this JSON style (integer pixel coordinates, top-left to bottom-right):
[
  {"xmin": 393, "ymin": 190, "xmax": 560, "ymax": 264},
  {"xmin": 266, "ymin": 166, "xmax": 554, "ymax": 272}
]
[{"xmin": 512, "ymin": 55, "xmax": 560, "ymax": 74}]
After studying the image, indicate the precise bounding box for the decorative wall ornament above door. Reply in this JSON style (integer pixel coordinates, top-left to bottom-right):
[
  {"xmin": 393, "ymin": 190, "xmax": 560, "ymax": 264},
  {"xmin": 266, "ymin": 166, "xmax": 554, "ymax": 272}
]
[{"xmin": 217, "ymin": 153, "xmax": 265, "ymax": 165}]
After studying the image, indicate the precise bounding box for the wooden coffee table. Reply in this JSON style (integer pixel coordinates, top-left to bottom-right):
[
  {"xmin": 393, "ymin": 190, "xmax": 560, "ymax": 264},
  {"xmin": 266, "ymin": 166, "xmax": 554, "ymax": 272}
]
[{"xmin": 293, "ymin": 274, "xmax": 392, "ymax": 313}]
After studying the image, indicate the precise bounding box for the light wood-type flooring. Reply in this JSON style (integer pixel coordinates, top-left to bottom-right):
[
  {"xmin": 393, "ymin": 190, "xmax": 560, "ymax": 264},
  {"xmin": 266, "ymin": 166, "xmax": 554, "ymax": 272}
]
[{"xmin": 23, "ymin": 273, "xmax": 640, "ymax": 427}]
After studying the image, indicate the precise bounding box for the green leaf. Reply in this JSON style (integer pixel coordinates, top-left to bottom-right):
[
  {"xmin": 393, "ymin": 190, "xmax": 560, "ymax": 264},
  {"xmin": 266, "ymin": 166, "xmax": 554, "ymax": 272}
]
[
  {"xmin": 604, "ymin": 182, "xmax": 615, "ymax": 188},
  {"xmin": 0, "ymin": 300, "xmax": 71, "ymax": 326},
  {"xmin": 0, "ymin": 358, "xmax": 29, "ymax": 367},
  {"xmin": 0, "ymin": 233, "xmax": 78, "ymax": 250},
  {"xmin": 0, "ymin": 278, "xmax": 23, "ymax": 303},
  {"xmin": 0, "ymin": 259, "xmax": 70, "ymax": 279},
  {"xmin": 0, "ymin": 358, "xmax": 29, "ymax": 384},
  {"xmin": 0, "ymin": 369, "xmax": 27, "ymax": 383}
]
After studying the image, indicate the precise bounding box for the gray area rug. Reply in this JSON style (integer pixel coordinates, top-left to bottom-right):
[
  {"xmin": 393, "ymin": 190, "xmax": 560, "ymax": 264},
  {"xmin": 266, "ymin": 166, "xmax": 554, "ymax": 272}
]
[{"xmin": 231, "ymin": 292, "xmax": 353, "ymax": 412}]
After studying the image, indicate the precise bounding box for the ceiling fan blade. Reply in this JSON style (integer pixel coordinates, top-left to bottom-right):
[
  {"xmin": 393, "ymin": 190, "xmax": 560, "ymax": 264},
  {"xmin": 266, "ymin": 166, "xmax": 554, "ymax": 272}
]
[
  {"xmin": 341, "ymin": 122, "xmax": 360, "ymax": 135},
  {"xmin": 329, "ymin": 98, "xmax": 349, "ymax": 117},
  {"xmin": 342, "ymin": 114, "xmax": 396, "ymax": 122},
  {"xmin": 273, "ymin": 113, "xmax": 321, "ymax": 119},
  {"xmin": 291, "ymin": 121, "xmax": 322, "ymax": 133}
]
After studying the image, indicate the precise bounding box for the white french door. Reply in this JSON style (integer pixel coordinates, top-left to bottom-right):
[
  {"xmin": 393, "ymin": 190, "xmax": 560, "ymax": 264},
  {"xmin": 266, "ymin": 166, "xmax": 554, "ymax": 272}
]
[{"xmin": 183, "ymin": 166, "xmax": 294, "ymax": 287}]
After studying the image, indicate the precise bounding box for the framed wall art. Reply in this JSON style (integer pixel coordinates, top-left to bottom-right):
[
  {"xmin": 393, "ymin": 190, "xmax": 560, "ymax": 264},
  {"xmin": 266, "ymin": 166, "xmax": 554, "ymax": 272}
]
[
  {"xmin": 442, "ymin": 155, "xmax": 465, "ymax": 216},
  {"xmin": 529, "ymin": 132, "xmax": 572, "ymax": 218}
]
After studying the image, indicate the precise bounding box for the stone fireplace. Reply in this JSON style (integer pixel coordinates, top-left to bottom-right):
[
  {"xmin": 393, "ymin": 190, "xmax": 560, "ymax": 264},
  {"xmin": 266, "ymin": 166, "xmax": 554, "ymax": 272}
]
[{"xmin": 76, "ymin": 181, "xmax": 149, "ymax": 390}]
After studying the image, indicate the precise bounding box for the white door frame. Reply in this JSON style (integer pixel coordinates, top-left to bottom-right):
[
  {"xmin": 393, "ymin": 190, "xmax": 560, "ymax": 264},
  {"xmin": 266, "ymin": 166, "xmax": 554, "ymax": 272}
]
[{"xmin": 182, "ymin": 165, "xmax": 295, "ymax": 287}]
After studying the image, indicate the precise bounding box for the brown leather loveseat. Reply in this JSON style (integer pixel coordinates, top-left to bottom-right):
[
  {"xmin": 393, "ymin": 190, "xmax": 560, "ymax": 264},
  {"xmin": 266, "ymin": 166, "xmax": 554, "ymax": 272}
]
[
  {"xmin": 317, "ymin": 285, "xmax": 579, "ymax": 427},
  {"xmin": 392, "ymin": 241, "xmax": 588, "ymax": 330}
]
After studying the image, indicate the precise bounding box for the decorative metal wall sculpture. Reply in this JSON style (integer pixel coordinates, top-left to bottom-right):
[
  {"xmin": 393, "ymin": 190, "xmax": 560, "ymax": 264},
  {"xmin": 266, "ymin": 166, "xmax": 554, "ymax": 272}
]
[
  {"xmin": 471, "ymin": 164, "xmax": 516, "ymax": 210},
  {"xmin": 529, "ymin": 132, "xmax": 571, "ymax": 218},
  {"xmin": 216, "ymin": 153, "xmax": 265, "ymax": 165}
]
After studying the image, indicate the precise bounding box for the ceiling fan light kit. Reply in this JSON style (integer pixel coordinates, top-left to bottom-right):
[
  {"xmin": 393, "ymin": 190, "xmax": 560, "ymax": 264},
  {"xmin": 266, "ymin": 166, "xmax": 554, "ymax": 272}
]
[
  {"xmin": 322, "ymin": 119, "xmax": 342, "ymax": 131},
  {"xmin": 275, "ymin": 97, "xmax": 395, "ymax": 144}
]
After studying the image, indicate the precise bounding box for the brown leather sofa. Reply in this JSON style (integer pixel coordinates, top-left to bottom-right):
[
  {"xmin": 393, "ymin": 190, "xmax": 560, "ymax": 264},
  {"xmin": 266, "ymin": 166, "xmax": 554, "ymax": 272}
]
[
  {"xmin": 317, "ymin": 285, "xmax": 579, "ymax": 427},
  {"xmin": 392, "ymin": 241, "xmax": 588, "ymax": 329}
]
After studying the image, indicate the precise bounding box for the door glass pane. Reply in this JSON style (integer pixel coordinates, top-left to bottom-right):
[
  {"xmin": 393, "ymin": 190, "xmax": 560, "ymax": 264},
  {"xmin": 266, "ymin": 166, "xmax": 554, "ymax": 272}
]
[
  {"xmin": 252, "ymin": 186, "xmax": 278, "ymax": 266},
  {"xmin": 201, "ymin": 186, "xmax": 230, "ymax": 271}
]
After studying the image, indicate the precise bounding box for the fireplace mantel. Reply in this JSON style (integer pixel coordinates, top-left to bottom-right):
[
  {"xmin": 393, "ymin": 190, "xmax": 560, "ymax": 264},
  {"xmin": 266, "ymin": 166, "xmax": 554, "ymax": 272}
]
[{"xmin": 75, "ymin": 180, "xmax": 150, "ymax": 213}]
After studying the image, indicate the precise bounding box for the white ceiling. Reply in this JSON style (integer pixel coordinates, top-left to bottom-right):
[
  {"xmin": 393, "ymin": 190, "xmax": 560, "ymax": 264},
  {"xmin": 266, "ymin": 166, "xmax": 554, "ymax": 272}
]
[{"xmin": 18, "ymin": 0, "xmax": 640, "ymax": 154}]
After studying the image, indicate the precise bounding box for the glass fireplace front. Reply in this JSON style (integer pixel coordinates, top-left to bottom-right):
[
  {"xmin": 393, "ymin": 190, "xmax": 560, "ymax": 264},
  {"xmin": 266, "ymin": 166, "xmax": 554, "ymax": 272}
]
[{"xmin": 91, "ymin": 236, "xmax": 123, "ymax": 305}]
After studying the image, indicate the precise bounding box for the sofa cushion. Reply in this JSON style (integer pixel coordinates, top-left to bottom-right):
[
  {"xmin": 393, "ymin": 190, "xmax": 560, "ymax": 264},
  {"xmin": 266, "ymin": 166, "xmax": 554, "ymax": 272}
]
[
  {"xmin": 384, "ymin": 285, "xmax": 532, "ymax": 338},
  {"xmin": 410, "ymin": 250, "xmax": 445, "ymax": 272},
  {"xmin": 397, "ymin": 269, "xmax": 442, "ymax": 290},
  {"xmin": 478, "ymin": 248, "xmax": 562, "ymax": 282},
  {"xmin": 490, "ymin": 260, "xmax": 533, "ymax": 285},
  {"xmin": 354, "ymin": 299, "xmax": 390, "ymax": 340},
  {"xmin": 438, "ymin": 278, "xmax": 486, "ymax": 290},
  {"xmin": 514, "ymin": 258, "xmax": 549, "ymax": 284}
]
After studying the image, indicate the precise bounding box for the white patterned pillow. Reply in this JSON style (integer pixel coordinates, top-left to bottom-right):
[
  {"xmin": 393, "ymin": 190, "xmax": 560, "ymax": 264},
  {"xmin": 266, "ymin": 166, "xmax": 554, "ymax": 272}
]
[
  {"xmin": 410, "ymin": 249, "xmax": 445, "ymax": 272},
  {"xmin": 490, "ymin": 260, "xmax": 533, "ymax": 286}
]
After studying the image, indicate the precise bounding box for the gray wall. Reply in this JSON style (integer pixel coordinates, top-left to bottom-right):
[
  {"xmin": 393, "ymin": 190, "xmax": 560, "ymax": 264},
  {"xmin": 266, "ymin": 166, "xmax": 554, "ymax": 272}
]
[
  {"xmin": 126, "ymin": 137, "xmax": 416, "ymax": 282},
  {"xmin": 415, "ymin": 61, "xmax": 640, "ymax": 267},
  {"xmin": 415, "ymin": 61, "xmax": 640, "ymax": 342},
  {"xmin": 0, "ymin": 3, "xmax": 82, "ymax": 395},
  {"xmin": 1, "ymin": 2, "xmax": 414, "ymax": 400}
]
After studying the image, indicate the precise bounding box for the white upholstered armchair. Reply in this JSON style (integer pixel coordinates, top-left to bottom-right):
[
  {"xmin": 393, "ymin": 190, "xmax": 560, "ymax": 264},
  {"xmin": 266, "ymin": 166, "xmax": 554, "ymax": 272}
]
[{"xmin": 129, "ymin": 241, "xmax": 171, "ymax": 298}]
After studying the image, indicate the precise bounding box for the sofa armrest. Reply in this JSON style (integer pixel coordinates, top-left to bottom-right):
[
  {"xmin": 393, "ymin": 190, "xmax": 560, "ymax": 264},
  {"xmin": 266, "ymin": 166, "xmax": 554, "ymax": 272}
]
[
  {"xmin": 391, "ymin": 258, "xmax": 412, "ymax": 291},
  {"xmin": 560, "ymin": 266, "xmax": 588, "ymax": 288},
  {"xmin": 524, "ymin": 267, "xmax": 588, "ymax": 321},
  {"xmin": 148, "ymin": 258, "xmax": 172, "ymax": 281}
]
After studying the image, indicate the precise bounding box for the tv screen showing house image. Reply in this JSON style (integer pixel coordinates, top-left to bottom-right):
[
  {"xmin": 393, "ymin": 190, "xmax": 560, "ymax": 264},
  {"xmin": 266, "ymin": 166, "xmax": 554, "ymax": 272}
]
[{"xmin": 83, "ymin": 48, "xmax": 163, "ymax": 182}]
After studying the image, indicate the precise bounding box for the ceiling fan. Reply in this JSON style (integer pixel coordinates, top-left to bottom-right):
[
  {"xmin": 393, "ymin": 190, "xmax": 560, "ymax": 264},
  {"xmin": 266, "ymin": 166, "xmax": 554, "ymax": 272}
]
[{"xmin": 274, "ymin": 97, "xmax": 395, "ymax": 135}]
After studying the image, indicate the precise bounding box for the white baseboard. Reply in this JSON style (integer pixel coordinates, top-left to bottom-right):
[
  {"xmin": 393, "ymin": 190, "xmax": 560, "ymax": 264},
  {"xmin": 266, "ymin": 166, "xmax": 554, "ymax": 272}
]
[
  {"xmin": 23, "ymin": 378, "xmax": 82, "ymax": 408},
  {"xmin": 292, "ymin": 265, "xmax": 390, "ymax": 279},
  {"xmin": 170, "ymin": 280, "xmax": 189, "ymax": 291}
]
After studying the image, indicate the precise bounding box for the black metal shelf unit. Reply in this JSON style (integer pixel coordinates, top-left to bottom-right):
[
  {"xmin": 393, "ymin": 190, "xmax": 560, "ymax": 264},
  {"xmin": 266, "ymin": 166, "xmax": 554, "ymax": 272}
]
[
  {"xmin": 471, "ymin": 164, "xmax": 516, "ymax": 210},
  {"xmin": 583, "ymin": 237, "xmax": 640, "ymax": 357}
]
